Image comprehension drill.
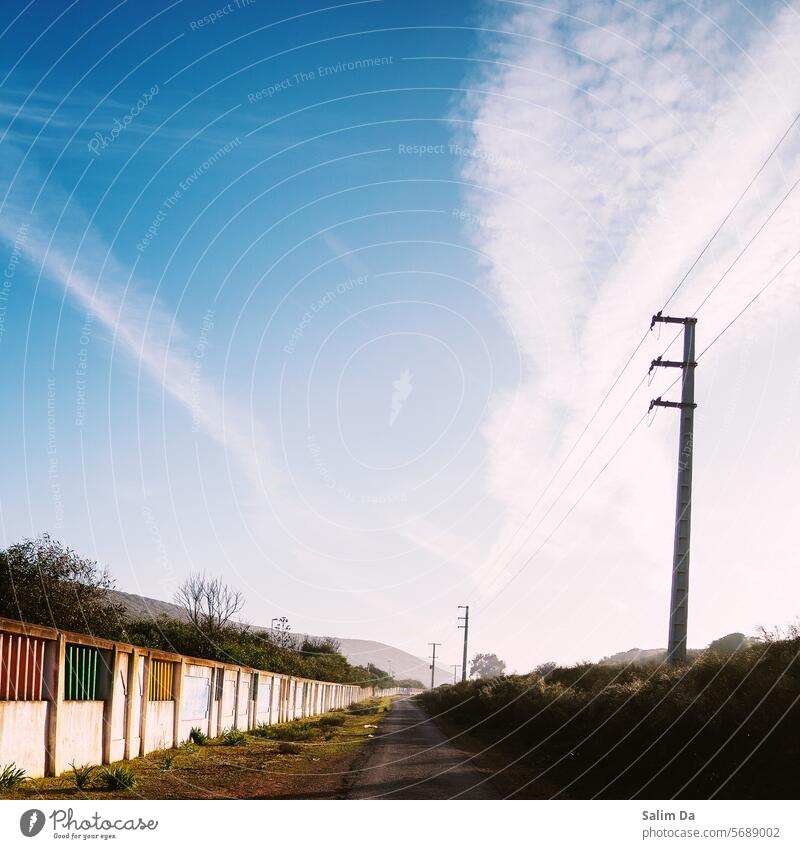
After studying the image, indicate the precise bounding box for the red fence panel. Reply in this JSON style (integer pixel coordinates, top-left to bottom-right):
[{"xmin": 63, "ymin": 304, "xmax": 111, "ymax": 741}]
[{"xmin": 0, "ymin": 630, "xmax": 45, "ymax": 700}]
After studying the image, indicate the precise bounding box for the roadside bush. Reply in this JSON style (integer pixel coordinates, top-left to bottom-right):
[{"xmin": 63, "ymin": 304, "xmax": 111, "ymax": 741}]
[{"xmin": 415, "ymin": 632, "xmax": 800, "ymax": 798}]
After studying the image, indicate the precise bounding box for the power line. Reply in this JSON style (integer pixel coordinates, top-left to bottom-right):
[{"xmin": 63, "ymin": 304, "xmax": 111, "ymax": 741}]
[
  {"xmin": 478, "ymin": 243, "xmax": 799, "ymax": 610},
  {"xmin": 692, "ymin": 175, "xmax": 800, "ymax": 315},
  {"xmin": 698, "ymin": 248, "xmax": 800, "ymax": 359},
  {"xmin": 479, "ymin": 369, "xmax": 652, "ymax": 592},
  {"xmin": 478, "ymin": 399, "xmax": 671, "ymax": 610},
  {"xmin": 660, "ymin": 109, "xmax": 800, "ymax": 313}
]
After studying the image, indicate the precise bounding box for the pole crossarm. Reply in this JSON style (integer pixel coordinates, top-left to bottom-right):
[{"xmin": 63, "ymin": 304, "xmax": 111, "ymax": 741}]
[
  {"xmin": 650, "ymin": 356, "xmax": 698, "ymax": 372},
  {"xmin": 650, "ymin": 312, "xmax": 698, "ymax": 329},
  {"xmin": 649, "ymin": 397, "xmax": 698, "ymax": 411}
]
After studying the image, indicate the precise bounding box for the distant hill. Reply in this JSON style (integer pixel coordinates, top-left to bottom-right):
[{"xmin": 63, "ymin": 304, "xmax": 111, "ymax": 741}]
[{"xmin": 110, "ymin": 589, "xmax": 451, "ymax": 687}]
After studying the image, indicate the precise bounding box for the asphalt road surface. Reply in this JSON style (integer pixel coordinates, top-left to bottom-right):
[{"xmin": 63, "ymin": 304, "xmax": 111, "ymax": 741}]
[{"xmin": 345, "ymin": 697, "xmax": 499, "ymax": 799}]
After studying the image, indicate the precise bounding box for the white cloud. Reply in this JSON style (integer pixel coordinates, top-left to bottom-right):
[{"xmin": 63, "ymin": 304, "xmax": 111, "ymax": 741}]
[{"xmin": 453, "ymin": 0, "xmax": 800, "ymax": 663}]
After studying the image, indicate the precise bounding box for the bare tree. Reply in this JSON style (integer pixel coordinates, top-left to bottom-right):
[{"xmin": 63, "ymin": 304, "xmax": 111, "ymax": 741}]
[{"xmin": 174, "ymin": 574, "xmax": 243, "ymax": 640}]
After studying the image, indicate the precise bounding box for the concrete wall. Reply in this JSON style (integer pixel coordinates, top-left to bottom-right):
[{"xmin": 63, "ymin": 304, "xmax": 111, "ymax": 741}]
[
  {"xmin": 0, "ymin": 701, "xmax": 47, "ymax": 778},
  {"xmin": 0, "ymin": 617, "xmax": 418, "ymax": 779},
  {"xmin": 179, "ymin": 664, "xmax": 212, "ymax": 741},
  {"xmin": 145, "ymin": 700, "xmax": 174, "ymax": 752},
  {"xmin": 56, "ymin": 701, "xmax": 104, "ymax": 774}
]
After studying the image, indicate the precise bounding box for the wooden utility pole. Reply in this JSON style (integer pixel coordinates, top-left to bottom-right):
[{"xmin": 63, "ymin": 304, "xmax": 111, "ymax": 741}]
[
  {"xmin": 428, "ymin": 643, "xmax": 441, "ymax": 689},
  {"xmin": 649, "ymin": 315, "xmax": 697, "ymax": 665},
  {"xmin": 458, "ymin": 605, "xmax": 469, "ymax": 682}
]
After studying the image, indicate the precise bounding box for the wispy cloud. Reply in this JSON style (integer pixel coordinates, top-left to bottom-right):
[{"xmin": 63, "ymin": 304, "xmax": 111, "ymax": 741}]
[
  {"xmin": 453, "ymin": 0, "xmax": 800, "ymax": 656},
  {"xmin": 0, "ymin": 151, "xmax": 274, "ymax": 496}
]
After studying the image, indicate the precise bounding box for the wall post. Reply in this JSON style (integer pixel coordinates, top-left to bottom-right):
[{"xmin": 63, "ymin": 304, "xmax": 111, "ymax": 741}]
[
  {"xmin": 102, "ymin": 645, "xmax": 119, "ymax": 765},
  {"xmin": 139, "ymin": 652, "xmax": 151, "ymax": 756},
  {"xmin": 44, "ymin": 633, "xmax": 65, "ymax": 777},
  {"xmin": 173, "ymin": 659, "xmax": 185, "ymax": 747},
  {"xmin": 123, "ymin": 649, "xmax": 137, "ymax": 761}
]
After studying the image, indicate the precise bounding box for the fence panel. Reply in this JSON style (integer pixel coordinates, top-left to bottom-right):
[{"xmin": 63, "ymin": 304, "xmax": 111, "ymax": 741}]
[
  {"xmin": 0, "ymin": 631, "xmax": 45, "ymax": 700},
  {"xmin": 148, "ymin": 659, "xmax": 175, "ymax": 701},
  {"xmin": 64, "ymin": 644, "xmax": 101, "ymax": 700}
]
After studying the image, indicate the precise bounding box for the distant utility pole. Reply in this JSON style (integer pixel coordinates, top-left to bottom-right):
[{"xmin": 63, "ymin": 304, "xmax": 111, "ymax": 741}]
[
  {"xmin": 649, "ymin": 314, "xmax": 697, "ymax": 666},
  {"xmin": 458, "ymin": 606, "xmax": 469, "ymax": 682},
  {"xmin": 428, "ymin": 643, "xmax": 441, "ymax": 689},
  {"xmin": 451, "ymin": 664, "xmax": 459, "ymax": 684}
]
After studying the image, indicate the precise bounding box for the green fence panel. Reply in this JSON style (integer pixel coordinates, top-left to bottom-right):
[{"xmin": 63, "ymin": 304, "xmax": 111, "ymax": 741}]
[{"xmin": 64, "ymin": 644, "xmax": 100, "ymax": 700}]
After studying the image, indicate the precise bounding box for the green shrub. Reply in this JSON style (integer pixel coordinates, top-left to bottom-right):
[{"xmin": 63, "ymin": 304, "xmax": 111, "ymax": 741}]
[
  {"xmin": 250, "ymin": 721, "xmax": 316, "ymax": 742},
  {"xmin": 0, "ymin": 763, "xmax": 27, "ymax": 795},
  {"xmin": 319, "ymin": 714, "xmax": 346, "ymax": 728},
  {"xmin": 100, "ymin": 765, "xmax": 138, "ymax": 791},
  {"xmin": 69, "ymin": 762, "xmax": 95, "ymax": 790},
  {"xmin": 189, "ymin": 727, "xmax": 208, "ymax": 746},
  {"xmin": 220, "ymin": 728, "xmax": 248, "ymax": 746}
]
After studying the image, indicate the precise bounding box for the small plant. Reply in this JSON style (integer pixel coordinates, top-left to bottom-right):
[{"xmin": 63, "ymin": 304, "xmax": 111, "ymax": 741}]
[
  {"xmin": 100, "ymin": 765, "xmax": 138, "ymax": 791},
  {"xmin": 189, "ymin": 727, "xmax": 208, "ymax": 746},
  {"xmin": 160, "ymin": 753, "xmax": 176, "ymax": 770},
  {"xmin": 0, "ymin": 763, "xmax": 28, "ymax": 795},
  {"xmin": 179, "ymin": 740, "xmax": 197, "ymax": 753},
  {"xmin": 250, "ymin": 723, "xmax": 273, "ymax": 738},
  {"xmin": 319, "ymin": 714, "xmax": 345, "ymax": 729},
  {"xmin": 276, "ymin": 741, "xmax": 300, "ymax": 755},
  {"xmin": 69, "ymin": 762, "xmax": 95, "ymax": 790},
  {"xmin": 221, "ymin": 728, "xmax": 248, "ymax": 746}
]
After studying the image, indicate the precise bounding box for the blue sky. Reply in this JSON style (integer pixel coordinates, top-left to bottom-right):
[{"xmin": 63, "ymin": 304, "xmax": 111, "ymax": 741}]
[{"xmin": 2, "ymin": 0, "xmax": 800, "ymax": 673}]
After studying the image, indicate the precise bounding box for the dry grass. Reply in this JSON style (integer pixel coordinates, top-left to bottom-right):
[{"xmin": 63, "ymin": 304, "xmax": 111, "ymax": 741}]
[{"xmin": 417, "ymin": 634, "xmax": 800, "ymax": 799}]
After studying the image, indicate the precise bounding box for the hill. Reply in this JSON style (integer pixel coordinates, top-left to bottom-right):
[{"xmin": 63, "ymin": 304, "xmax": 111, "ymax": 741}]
[{"xmin": 110, "ymin": 589, "xmax": 451, "ymax": 686}]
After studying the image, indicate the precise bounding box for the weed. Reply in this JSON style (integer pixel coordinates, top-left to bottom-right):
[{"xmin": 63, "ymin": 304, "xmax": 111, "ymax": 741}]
[
  {"xmin": 189, "ymin": 727, "xmax": 208, "ymax": 746},
  {"xmin": 100, "ymin": 765, "xmax": 138, "ymax": 791},
  {"xmin": 0, "ymin": 763, "xmax": 27, "ymax": 795},
  {"xmin": 160, "ymin": 753, "xmax": 176, "ymax": 770},
  {"xmin": 69, "ymin": 762, "xmax": 95, "ymax": 790},
  {"xmin": 220, "ymin": 728, "xmax": 248, "ymax": 746},
  {"xmin": 319, "ymin": 714, "xmax": 345, "ymax": 729}
]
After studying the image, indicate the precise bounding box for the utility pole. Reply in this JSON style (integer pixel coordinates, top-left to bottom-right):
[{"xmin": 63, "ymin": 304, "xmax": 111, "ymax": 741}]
[
  {"xmin": 649, "ymin": 314, "xmax": 697, "ymax": 666},
  {"xmin": 458, "ymin": 606, "xmax": 469, "ymax": 682},
  {"xmin": 428, "ymin": 643, "xmax": 441, "ymax": 689},
  {"xmin": 451, "ymin": 664, "xmax": 459, "ymax": 684}
]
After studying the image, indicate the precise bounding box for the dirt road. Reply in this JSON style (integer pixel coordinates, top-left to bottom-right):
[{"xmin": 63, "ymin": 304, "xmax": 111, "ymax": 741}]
[{"xmin": 345, "ymin": 697, "xmax": 499, "ymax": 799}]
